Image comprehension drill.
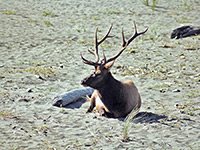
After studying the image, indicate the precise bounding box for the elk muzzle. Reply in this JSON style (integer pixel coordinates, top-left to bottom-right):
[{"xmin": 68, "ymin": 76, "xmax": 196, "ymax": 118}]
[
  {"xmin": 81, "ymin": 75, "xmax": 92, "ymax": 87},
  {"xmin": 81, "ymin": 78, "xmax": 88, "ymax": 87},
  {"xmin": 81, "ymin": 73, "xmax": 97, "ymax": 87}
]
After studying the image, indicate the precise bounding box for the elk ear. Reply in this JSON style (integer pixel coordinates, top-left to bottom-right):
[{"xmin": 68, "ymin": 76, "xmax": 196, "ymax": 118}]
[{"xmin": 105, "ymin": 60, "xmax": 115, "ymax": 71}]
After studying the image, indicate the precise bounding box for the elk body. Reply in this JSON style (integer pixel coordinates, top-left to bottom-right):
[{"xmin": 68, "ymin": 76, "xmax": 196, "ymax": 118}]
[{"xmin": 81, "ymin": 22, "xmax": 148, "ymax": 118}]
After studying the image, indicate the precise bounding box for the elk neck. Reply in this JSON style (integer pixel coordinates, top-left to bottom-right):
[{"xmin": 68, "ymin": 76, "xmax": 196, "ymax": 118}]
[
  {"xmin": 97, "ymin": 72, "xmax": 122, "ymax": 98},
  {"xmin": 96, "ymin": 72, "xmax": 125, "ymax": 113}
]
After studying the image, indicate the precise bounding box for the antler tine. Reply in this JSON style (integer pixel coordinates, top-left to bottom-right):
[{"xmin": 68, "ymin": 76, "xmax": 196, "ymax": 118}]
[
  {"xmin": 104, "ymin": 22, "xmax": 148, "ymax": 65},
  {"xmin": 98, "ymin": 24, "xmax": 114, "ymax": 45},
  {"xmin": 94, "ymin": 27, "xmax": 100, "ymax": 63},
  {"xmin": 81, "ymin": 24, "xmax": 114, "ymax": 66},
  {"xmin": 88, "ymin": 49, "xmax": 95, "ymax": 55},
  {"xmin": 101, "ymin": 50, "xmax": 107, "ymax": 64},
  {"xmin": 94, "ymin": 24, "xmax": 113, "ymax": 64},
  {"xmin": 121, "ymin": 27, "xmax": 126, "ymax": 47},
  {"xmin": 95, "ymin": 24, "xmax": 114, "ymax": 65},
  {"xmin": 80, "ymin": 53, "xmax": 100, "ymax": 66},
  {"xmin": 127, "ymin": 21, "xmax": 148, "ymax": 46}
]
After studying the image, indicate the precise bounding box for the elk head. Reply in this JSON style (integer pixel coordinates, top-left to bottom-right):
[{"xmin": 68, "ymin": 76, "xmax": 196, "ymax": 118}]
[{"xmin": 81, "ymin": 22, "xmax": 148, "ymax": 89}]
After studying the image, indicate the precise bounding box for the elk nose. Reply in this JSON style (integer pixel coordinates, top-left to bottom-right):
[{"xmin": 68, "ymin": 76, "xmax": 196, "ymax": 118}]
[
  {"xmin": 81, "ymin": 79, "xmax": 84, "ymax": 85},
  {"xmin": 81, "ymin": 79, "xmax": 87, "ymax": 86}
]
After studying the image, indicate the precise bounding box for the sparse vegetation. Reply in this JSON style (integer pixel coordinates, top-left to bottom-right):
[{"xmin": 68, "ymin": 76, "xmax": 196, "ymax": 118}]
[
  {"xmin": 42, "ymin": 141, "xmax": 57, "ymax": 150},
  {"xmin": 47, "ymin": 87, "xmax": 57, "ymax": 92},
  {"xmin": 0, "ymin": 91, "xmax": 9, "ymax": 96},
  {"xmin": 60, "ymin": 106, "xmax": 68, "ymax": 114},
  {"xmin": 90, "ymin": 16, "xmax": 101, "ymax": 20},
  {"xmin": 99, "ymin": 10, "xmax": 121, "ymax": 15},
  {"xmin": 142, "ymin": 0, "xmax": 158, "ymax": 10},
  {"xmin": 176, "ymin": 102, "xmax": 200, "ymax": 116},
  {"xmin": 78, "ymin": 40, "xmax": 93, "ymax": 46},
  {"xmin": 0, "ymin": 141, "xmax": 5, "ymax": 146},
  {"xmin": 142, "ymin": 0, "xmax": 149, "ymax": 6},
  {"xmin": 148, "ymin": 84, "xmax": 171, "ymax": 89},
  {"xmin": 44, "ymin": 21, "xmax": 53, "ymax": 26},
  {"xmin": 0, "ymin": 110, "xmax": 17, "ymax": 119},
  {"xmin": 187, "ymin": 92, "xmax": 199, "ymax": 98},
  {"xmin": 3, "ymin": 10, "xmax": 16, "ymax": 15},
  {"xmin": 151, "ymin": 0, "xmax": 158, "ymax": 10},
  {"xmin": 42, "ymin": 11, "xmax": 55, "ymax": 17},
  {"xmin": 154, "ymin": 100, "xmax": 170, "ymax": 115},
  {"xmin": 175, "ymin": 0, "xmax": 193, "ymax": 11},
  {"xmin": 182, "ymin": 0, "xmax": 192, "ymax": 10},
  {"xmin": 122, "ymin": 107, "xmax": 139, "ymax": 142},
  {"xmin": 27, "ymin": 19, "xmax": 38, "ymax": 23},
  {"xmin": 38, "ymin": 126, "xmax": 48, "ymax": 132},
  {"xmin": 176, "ymin": 16, "xmax": 191, "ymax": 23},
  {"xmin": 148, "ymin": 24, "xmax": 162, "ymax": 42},
  {"xmin": 6, "ymin": 67, "xmax": 56, "ymax": 78},
  {"xmin": 120, "ymin": 63, "xmax": 172, "ymax": 79}
]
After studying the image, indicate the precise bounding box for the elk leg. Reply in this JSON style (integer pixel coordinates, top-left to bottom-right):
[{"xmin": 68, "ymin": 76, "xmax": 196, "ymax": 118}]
[{"xmin": 86, "ymin": 97, "xmax": 96, "ymax": 113}]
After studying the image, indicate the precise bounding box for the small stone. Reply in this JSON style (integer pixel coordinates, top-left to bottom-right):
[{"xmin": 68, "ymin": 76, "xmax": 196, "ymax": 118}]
[
  {"xmin": 160, "ymin": 89, "xmax": 166, "ymax": 93},
  {"xmin": 18, "ymin": 99, "xmax": 30, "ymax": 102},
  {"xmin": 182, "ymin": 66, "xmax": 186, "ymax": 70},
  {"xmin": 130, "ymin": 50, "xmax": 136, "ymax": 54},
  {"xmin": 175, "ymin": 104, "xmax": 179, "ymax": 108},
  {"xmin": 35, "ymin": 75, "xmax": 44, "ymax": 80},
  {"xmin": 59, "ymin": 64, "xmax": 64, "ymax": 68},
  {"xmin": 93, "ymin": 116, "xmax": 97, "ymax": 119},
  {"xmin": 147, "ymin": 106, "xmax": 151, "ymax": 109},
  {"xmin": 26, "ymin": 88, "xmax": 33, "ymax": 93},
  {"xmin": 173, "ymin": 89, "xmax": 181, "ymax": 92},
  {"xmin": 180, "ymin": 55, "xmax": 185, "ymax": 59}
]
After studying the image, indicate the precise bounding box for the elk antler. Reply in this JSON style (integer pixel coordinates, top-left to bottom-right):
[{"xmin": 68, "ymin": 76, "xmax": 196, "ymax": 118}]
[
  {"xmin": 81, "ymin": 24, "xmax": 113, "ymax": 66},
  {"xmin": 102, "ymin": 21, "xmax": 148, "ymax": 65},
  {"xmin": 81, "ymin": 22, "xmax": 148, "ymax": 67}
]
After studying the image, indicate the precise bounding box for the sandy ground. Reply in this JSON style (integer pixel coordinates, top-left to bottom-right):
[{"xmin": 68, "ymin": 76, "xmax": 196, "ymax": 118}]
[{"xmin": 0, "ymin": 0, "xmax": 200, "ymax": 149}]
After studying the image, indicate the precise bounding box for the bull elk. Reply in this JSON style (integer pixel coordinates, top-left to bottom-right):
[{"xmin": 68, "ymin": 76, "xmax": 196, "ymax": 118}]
[{"xmin": 81, "ymin": 22, "xmax": 148, "ymax": 118}]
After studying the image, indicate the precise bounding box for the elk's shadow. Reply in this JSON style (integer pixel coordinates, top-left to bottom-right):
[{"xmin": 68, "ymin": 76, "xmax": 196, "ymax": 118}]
[
  {"xmin": 54, "ymin": 100, "xmax": 167, "ymax": 124},
  {"xmin": 118, "ymin": 112, "xmax": 167, "ymax": 123},
  {"xmin": 131, "ymin": 112, "xmax": 167, "ymax": 123}
]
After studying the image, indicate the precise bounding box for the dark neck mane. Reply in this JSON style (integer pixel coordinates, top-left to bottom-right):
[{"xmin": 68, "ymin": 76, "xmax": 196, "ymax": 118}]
[
  {"xmin": 96, "ymin": 72, "xmax": 123, "ymax": 108},
  {"xmin": 98, "ymin": 72, "xmax": 121, "ymax": 92}
]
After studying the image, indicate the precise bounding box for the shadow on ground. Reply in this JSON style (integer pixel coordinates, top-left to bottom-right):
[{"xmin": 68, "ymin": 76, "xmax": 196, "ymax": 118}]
[
  {"xmin": 117, "ymin": 112, "xmax": 167, "ymax": 123},
  {"xmin": 54, "ymin": 100, "xmax": 167, "ymax": 124},
  {"xmin": 132, "ymin": 112, "xmax": 167, "ymax": 124}
]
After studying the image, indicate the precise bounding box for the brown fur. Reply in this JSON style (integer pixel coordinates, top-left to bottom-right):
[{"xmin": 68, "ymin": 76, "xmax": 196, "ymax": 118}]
[
  {"xmin": 81, "ymin": 23, "xmax": 147, "ymax": 118},
  {"xmin": 82, "ymin": 64, "xmax": 141, "ymax": 118}
]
